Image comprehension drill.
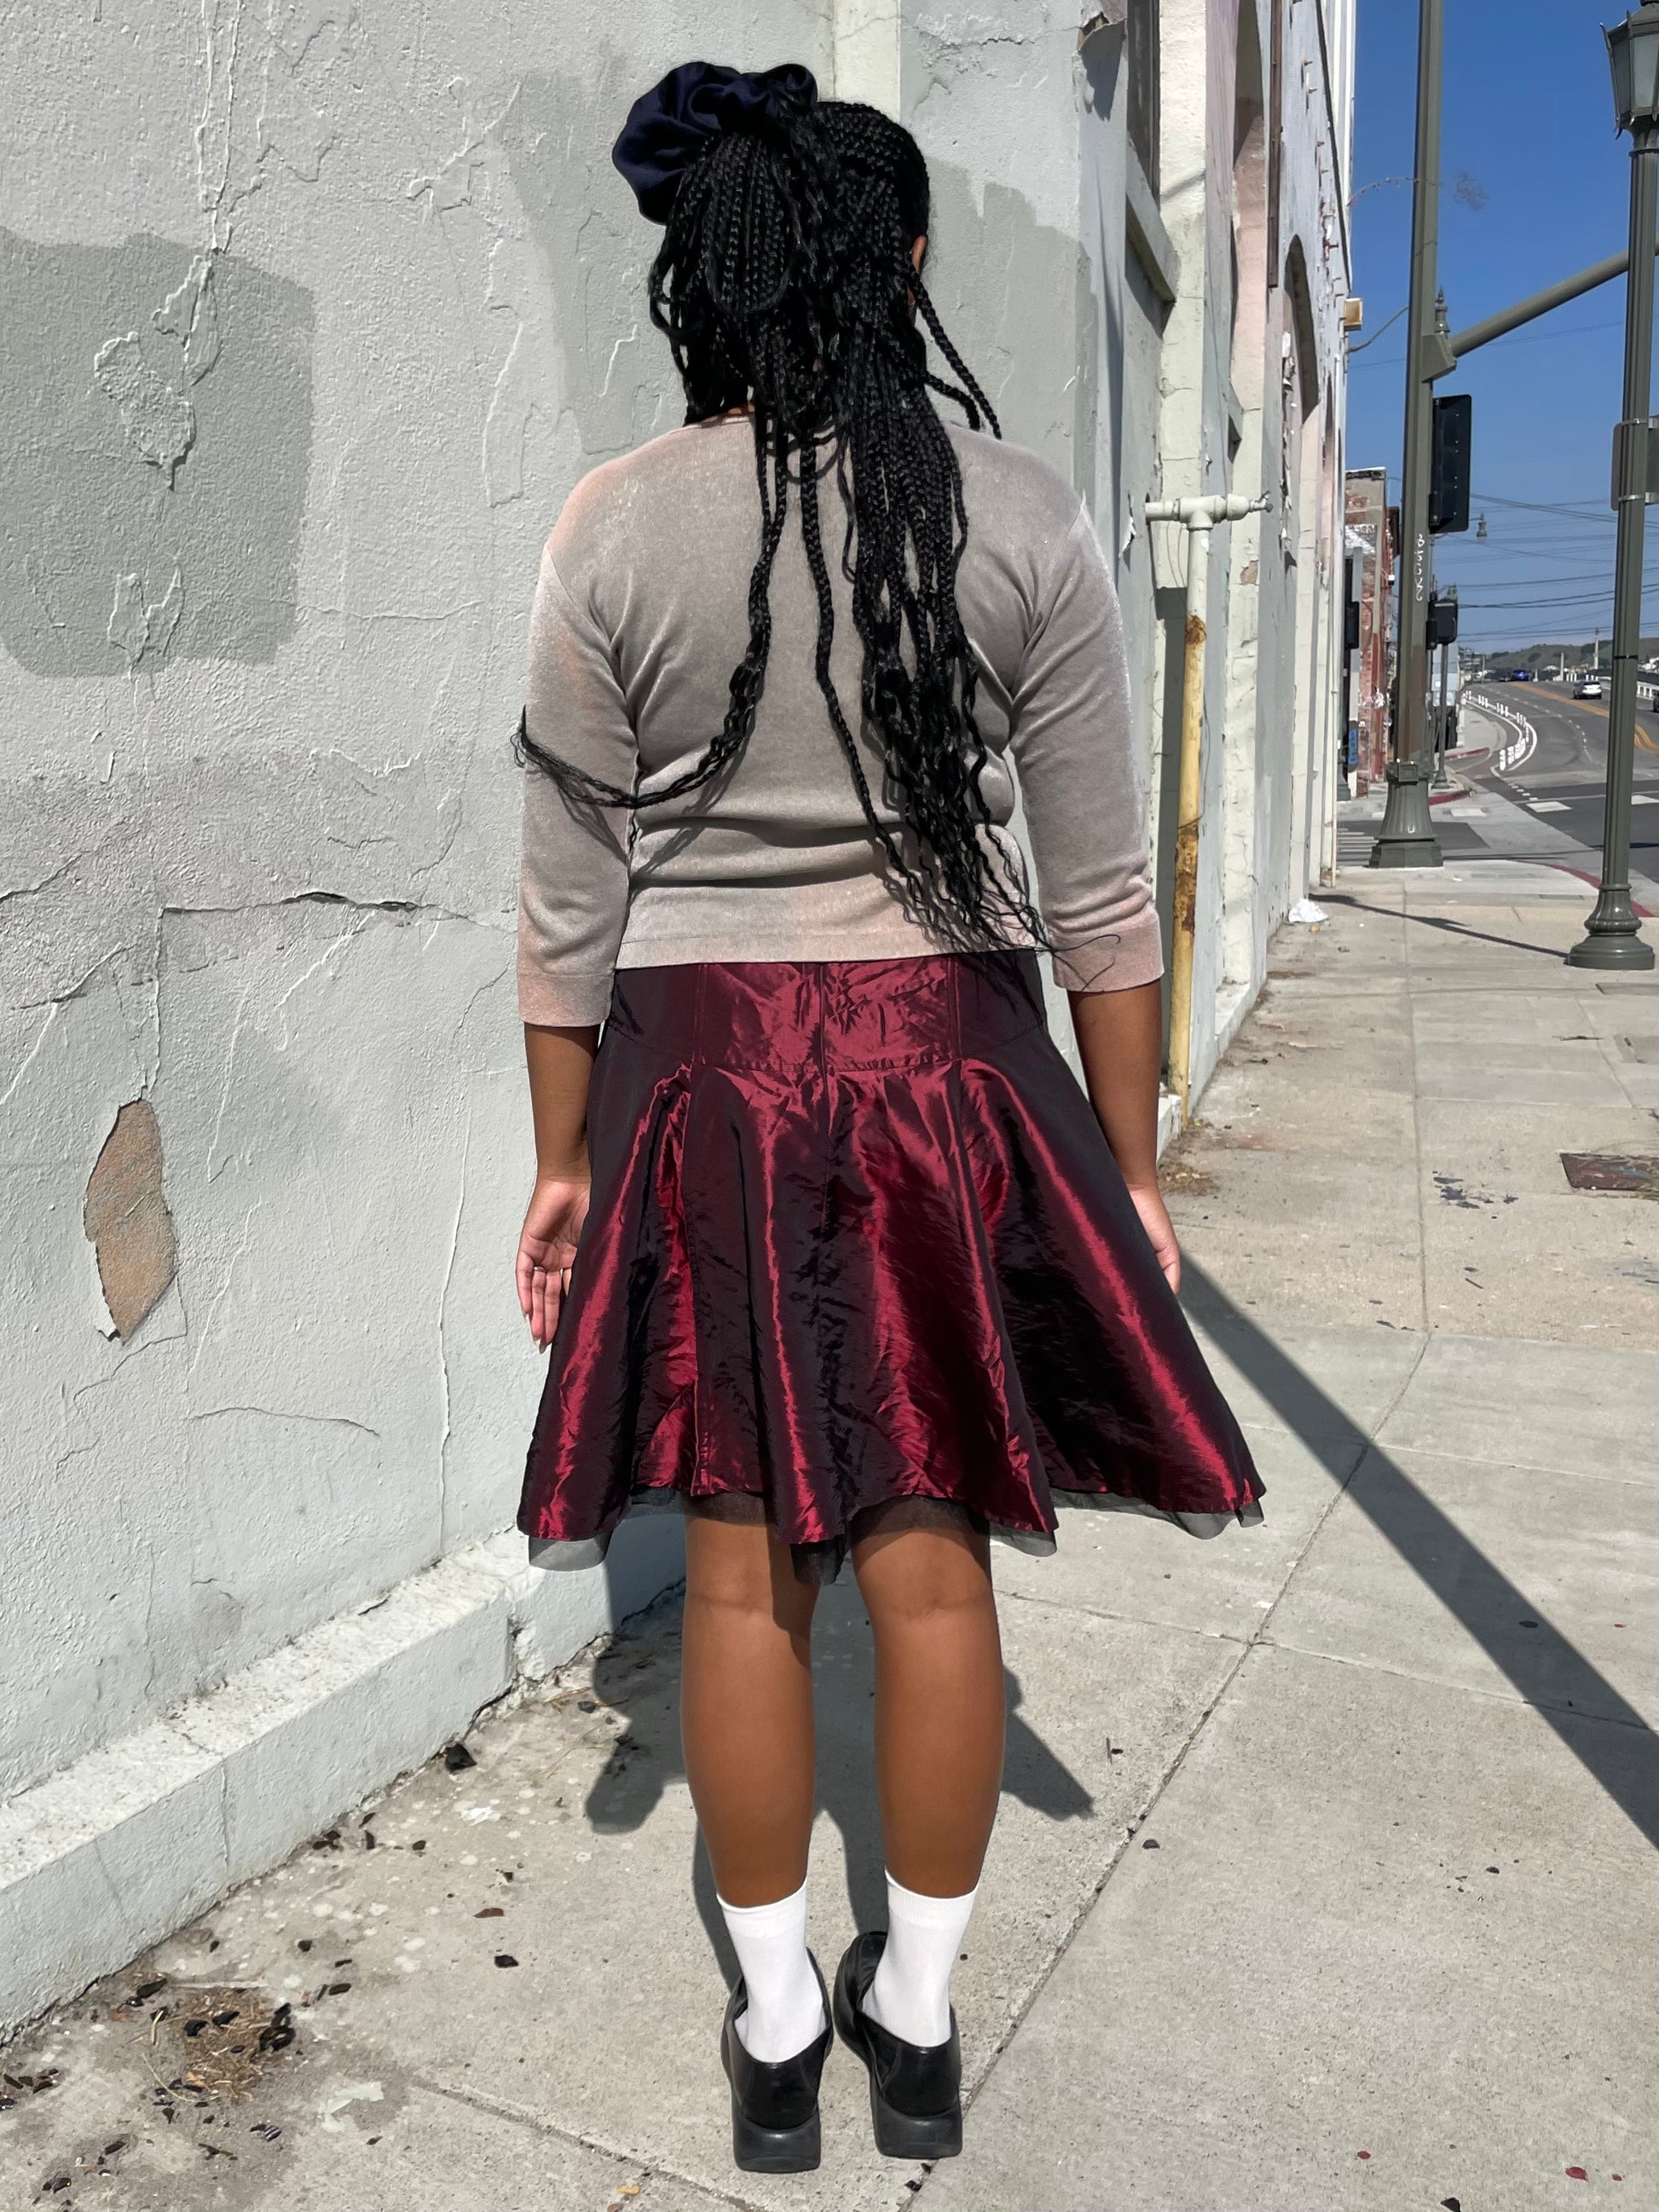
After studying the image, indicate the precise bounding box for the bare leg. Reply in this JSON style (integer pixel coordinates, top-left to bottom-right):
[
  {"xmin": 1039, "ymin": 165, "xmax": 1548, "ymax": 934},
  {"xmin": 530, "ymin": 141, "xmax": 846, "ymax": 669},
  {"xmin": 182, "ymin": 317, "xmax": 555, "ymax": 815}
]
[
  {"xmin": 680, "ymin": 1510, "xmax": 819, "ymax": 1905},
  {"xmin": 851, "ymin": 1509, "xmax": 1006, "ymax": 1896}
]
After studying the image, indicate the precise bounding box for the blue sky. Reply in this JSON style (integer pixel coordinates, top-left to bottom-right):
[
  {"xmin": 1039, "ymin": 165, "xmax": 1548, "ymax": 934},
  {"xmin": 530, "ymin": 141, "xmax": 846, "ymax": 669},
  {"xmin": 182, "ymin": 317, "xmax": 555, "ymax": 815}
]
[{"xmin": 1345, "ymin": 0, "xmax": 1651, "ymax": 655}]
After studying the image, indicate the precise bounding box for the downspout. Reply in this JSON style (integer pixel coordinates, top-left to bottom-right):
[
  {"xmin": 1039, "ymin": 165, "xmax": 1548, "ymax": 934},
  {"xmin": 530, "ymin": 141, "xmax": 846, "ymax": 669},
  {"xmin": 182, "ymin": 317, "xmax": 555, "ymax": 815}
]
[{"xmin": 1144, "ymin": 492, "xmax": 1269, "ymax": 1123}]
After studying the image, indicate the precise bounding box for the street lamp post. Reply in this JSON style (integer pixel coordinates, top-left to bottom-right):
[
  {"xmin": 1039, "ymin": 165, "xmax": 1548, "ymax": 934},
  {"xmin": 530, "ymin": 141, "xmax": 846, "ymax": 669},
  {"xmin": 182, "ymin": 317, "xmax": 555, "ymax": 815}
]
[
  {"xmin": 1369, "ymin": 0, "xmax": 1446, "ymax": 867},
  {"xmin": 1431, "ymin": 582, "xmax": 1458, "ymax": 788},
  {"xmin": 1568, "ymin": 4, "xmax": 1659, "ymax": 970}
]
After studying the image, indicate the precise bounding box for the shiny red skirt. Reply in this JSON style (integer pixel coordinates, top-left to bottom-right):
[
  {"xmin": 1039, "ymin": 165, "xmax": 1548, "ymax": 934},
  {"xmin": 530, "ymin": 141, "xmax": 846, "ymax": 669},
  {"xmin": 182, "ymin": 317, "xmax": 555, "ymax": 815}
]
[{"xmin": 518, "ymin": 952, "xmax": 1263, "ymax": 1583}]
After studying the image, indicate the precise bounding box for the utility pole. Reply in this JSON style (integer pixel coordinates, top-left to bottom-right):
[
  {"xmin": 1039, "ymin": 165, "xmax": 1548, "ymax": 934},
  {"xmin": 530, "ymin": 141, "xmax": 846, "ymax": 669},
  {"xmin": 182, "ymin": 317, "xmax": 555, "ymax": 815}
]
[
  {"xmin": 1370, "ymin": 0, "xmax": 1446, "ymax": 866},
  {"xmin": 1431, "ymin": 585, "xmax": 1457, "ymax": 787},
  {"xmin": 1569, "ymin": 4, "xmax": 1659, "ymax": 971}
]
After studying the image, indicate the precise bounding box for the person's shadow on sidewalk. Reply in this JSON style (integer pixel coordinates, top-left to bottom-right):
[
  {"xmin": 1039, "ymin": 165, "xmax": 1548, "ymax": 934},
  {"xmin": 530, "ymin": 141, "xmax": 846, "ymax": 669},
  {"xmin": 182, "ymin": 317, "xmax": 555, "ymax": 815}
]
[{"xmin": 583, "ymin": 1580, "xmax": 1092, "ymax": 1987}]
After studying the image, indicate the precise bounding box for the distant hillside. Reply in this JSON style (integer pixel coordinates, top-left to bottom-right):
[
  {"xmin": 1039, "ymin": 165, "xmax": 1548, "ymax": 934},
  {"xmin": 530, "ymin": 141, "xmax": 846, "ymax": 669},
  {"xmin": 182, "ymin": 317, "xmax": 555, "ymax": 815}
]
[{"xmin": 1464, "ymin": 637, "xmax": 1659, "ymax": 679}]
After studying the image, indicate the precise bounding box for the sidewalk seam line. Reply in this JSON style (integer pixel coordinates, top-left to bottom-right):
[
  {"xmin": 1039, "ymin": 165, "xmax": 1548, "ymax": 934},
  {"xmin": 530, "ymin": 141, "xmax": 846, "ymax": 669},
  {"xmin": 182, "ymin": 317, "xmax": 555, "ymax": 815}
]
[
  {"xmin": 1404, "ymin": 895, "xmax": 1431, "ymax": 1336},
  {"xmin": 995, "ymin": 1584, "xmax": 1251, "ymax": 1644},
  {"xmin": 411, "ymin": 2075, "xmax": 769, "ymax": 2212},
  {"xmin": 1257, "ymin": 1634, "xmax": 1658, "ymax": 1730},
  {"xmin": 932, "ymin": 1626, "xmax": 1257, "ymax": 2187},
  {"xmin": 1356, "ymin": 1441, "xmax": 1657, "ymax": 1486},
  {"xmin": 1254, "ymin": 1334, "xmax": 1432, "ymax": 1641}
]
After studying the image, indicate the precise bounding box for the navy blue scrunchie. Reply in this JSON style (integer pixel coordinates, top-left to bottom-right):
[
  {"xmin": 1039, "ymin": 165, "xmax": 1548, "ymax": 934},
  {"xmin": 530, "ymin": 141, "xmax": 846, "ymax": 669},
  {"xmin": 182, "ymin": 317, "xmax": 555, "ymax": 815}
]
[{"xmin": 611, "ymin": 60, "xmax": 819, "ymax": 224}]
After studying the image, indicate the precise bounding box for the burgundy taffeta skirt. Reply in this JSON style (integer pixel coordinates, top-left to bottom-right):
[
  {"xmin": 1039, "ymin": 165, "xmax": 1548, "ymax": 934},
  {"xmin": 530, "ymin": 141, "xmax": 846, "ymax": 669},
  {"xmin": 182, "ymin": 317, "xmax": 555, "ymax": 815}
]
[{"xmin": 518, "ymin": 951, "xmax": 1263, "ymax": 1583}]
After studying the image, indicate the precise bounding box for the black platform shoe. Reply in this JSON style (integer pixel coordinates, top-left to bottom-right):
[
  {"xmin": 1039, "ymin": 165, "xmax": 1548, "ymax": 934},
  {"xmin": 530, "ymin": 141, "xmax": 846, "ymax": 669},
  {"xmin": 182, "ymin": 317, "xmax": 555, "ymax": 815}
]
[
  {"xmin": 833, "ymin": 1932, "xmax": 963, "ymax": 2160},
  {"xmin": 720, "ymin": 1954, "xmax": 834, "ymax": 2174}
]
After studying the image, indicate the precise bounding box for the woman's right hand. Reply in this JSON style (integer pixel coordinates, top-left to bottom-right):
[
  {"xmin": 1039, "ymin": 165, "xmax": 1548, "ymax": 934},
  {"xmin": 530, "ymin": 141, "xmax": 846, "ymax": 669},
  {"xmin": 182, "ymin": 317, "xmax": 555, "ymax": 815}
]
[
  {"xmin": 1124, "ymin": 1180, "xmax": 1181, "ymax": 1294},
  {"xmin": 517, "ymin": 1171, "xmax": 592, "ymax": 1350}
]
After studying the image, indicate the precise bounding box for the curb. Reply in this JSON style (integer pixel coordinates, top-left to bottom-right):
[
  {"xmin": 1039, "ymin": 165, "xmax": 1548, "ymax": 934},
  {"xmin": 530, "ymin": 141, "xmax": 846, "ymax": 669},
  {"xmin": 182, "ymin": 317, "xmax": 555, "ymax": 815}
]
[{"xmin": 0, "ymin": 1518, "xmax": 685, "ymax": 2035}]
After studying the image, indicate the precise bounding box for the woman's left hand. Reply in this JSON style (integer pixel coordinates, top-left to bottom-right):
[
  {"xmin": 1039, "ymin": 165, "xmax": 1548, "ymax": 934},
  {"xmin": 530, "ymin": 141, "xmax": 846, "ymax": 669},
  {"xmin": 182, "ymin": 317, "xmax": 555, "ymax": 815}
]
[
  {"xmin": 517, "ymin": 1172, "xmax": 592, "ymax": 1349},
  {"xmin": 1125, "ymin": 1181, "xmax": 1181, "ymax": 1294}
]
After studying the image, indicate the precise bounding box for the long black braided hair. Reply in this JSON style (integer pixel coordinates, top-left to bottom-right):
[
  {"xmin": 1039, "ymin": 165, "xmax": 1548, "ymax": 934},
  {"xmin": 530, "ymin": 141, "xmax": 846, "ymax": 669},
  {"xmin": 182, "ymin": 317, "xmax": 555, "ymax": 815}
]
[{"xmin": 517, "ymin": 90, "xmax": 1048, "ymax": 954}]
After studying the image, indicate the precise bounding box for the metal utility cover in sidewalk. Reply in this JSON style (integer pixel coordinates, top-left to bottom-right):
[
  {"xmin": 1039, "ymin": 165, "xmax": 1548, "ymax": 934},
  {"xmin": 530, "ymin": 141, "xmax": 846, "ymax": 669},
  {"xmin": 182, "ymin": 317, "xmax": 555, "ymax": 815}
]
[{"xmin": 1560, "ymin": 1152, "xmax": 1659, "ymax": 1197}]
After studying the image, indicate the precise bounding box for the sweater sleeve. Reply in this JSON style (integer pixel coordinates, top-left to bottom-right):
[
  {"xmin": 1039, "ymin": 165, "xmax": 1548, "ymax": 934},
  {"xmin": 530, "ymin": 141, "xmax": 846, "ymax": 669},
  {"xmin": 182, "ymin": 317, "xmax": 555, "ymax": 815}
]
[
  {"xmin": 1008, "ymin": 505, "xmax": 1163, "ymax": 993},
  {"xmin": 516, "ymin": 541, "xmax": 636, "ymax": 1026}
]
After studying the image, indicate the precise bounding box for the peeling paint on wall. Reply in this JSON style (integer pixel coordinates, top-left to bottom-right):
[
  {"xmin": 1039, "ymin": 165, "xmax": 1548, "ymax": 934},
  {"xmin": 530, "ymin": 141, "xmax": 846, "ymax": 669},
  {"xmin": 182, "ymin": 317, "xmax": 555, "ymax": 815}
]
[
  {"xmin": 106, "ymin": 566, "xmax": 185, "ymax": 668},
  {"xmin": 0, "ymin": 231, "xmax": 314, "ymax": 676},
  {"xmin": 84, "ymin": 1099, "xmax": 177, "ymax": 1340},
  {"xmin": 925, "ymin": 162, "xmax": 1090, "ymax": 482},
  {"xmin": 488, "ymin": 66, "xmax": 677, "ymax": 482},
  {"xmin": 92, "ymin": 332, "xmax": 198, "ymax": 482}
]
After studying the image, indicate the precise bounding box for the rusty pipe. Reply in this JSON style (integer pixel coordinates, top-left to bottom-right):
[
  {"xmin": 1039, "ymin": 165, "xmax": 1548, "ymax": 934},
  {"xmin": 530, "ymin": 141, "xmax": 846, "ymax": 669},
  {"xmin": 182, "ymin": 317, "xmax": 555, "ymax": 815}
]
[{"xmin": 1145, "ymin": 493, "xmax": 1267, "ymax": 1122}]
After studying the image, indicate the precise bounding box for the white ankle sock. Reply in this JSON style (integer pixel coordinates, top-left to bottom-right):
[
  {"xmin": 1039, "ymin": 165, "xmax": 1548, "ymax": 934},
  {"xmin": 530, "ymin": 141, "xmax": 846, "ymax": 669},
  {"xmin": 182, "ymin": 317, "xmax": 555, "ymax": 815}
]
[
  {"xmin": 717, "ymin": 1881, "xmax": 825, "ymax": 2062},
  {"xmin": 864, "ymin": 1872, "xmax": 978, "ymax": 2047}
]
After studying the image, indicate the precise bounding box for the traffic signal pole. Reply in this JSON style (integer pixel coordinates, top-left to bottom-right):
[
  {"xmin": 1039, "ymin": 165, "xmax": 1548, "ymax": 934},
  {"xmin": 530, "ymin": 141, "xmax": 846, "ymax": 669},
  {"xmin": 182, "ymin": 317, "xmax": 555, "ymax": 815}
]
[
  {"xmin": 1567, "ymin": 113, "xmax": 1659, "ymax": 969},
  {"xmin": 1369, "ymin": 0, "xmax": 1445, "ymax": 867},
  {"xmin": 1447, "ymin": 242, "xmax": 1659, "ymax": 357}
]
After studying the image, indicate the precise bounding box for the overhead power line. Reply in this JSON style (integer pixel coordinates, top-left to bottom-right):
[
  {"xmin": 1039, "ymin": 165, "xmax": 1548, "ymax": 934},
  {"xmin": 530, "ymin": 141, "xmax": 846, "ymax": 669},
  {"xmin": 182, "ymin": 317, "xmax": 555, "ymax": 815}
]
[
  {"xmin": 1441, "ymin": 572, "xmax": 1618, "ymax": 590},
  {"xmin": 1472, "ymin": 489, "xmax": 1616, "ymax": 517}
]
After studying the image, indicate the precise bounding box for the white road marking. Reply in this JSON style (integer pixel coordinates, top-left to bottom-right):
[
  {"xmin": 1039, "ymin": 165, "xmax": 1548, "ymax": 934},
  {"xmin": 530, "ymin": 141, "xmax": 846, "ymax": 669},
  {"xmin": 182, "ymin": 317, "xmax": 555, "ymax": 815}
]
[
  {"xmin": 1467, "ymin": 690, "xmax": 1537, "ymax": 772},
  {"xmin": 1528, "ymin": 800, "xmax": 1569, "ymax": 813},
  {"xmin": 1631, "ymin": 794, "xmax": 1659, "ymax": 806}
]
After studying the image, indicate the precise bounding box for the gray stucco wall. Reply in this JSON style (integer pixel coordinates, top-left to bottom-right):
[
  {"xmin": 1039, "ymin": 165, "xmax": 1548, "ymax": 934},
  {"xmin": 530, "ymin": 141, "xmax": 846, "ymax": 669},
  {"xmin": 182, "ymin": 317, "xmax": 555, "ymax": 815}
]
[{"xmin": 0, "ymin": 1, "xmax": 829, "ymax": 1803}]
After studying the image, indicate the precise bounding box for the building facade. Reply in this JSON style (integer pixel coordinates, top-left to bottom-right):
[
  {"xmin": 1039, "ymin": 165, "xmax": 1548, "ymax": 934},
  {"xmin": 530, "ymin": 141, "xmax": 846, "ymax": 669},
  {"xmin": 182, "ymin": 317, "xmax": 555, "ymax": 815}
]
[
  {"xmin": 1344, "ymin": 465, "xmax": 1396, "ymax": 794},
  {"xmin": 0, "ymin": 0, "xmax": 1353, "ymax": 2024}
]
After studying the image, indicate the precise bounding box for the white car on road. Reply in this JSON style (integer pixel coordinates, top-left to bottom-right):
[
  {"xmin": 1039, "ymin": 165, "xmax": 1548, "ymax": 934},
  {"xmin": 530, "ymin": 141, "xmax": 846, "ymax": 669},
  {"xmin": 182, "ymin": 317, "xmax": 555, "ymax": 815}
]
[{"xmin": 1572, "ymin": 679, "xmax": 1604, "ymax": 701}]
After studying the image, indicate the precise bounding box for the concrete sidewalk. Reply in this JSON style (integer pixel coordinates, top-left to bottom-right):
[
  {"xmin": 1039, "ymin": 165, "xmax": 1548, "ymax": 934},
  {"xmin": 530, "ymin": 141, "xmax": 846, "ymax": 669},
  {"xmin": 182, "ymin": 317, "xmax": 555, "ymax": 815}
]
[{"xmin": 3, "ymin": 864, "xmax": 1655, "ymax": 2212}]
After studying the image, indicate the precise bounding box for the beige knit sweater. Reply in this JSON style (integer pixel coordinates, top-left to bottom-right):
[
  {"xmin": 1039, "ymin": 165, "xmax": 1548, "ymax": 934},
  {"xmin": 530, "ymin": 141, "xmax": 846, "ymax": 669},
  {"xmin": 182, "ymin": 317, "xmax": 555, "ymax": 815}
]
[{"xmin": 517, "ymin": 416, "xmax": 1160, "ymax": 1026}]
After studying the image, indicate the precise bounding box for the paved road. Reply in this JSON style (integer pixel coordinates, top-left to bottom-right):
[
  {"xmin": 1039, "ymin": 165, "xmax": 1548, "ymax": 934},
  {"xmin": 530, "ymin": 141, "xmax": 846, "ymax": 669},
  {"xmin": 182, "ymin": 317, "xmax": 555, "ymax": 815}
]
[{"xmin": 1342, "ymin": 680, "xmax": 1659, "ymax": 906}]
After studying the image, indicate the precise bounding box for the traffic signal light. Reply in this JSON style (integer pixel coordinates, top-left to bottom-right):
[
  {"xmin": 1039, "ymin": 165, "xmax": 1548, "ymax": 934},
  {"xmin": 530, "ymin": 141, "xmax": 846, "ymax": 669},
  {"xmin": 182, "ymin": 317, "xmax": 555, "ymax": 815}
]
[
  {"xmin": 1430, "ymin": 395, "xmax": 1472, "ymax": 534},
  {"xmin": 1427, "ymin": 593, "xmax": 1459, "ymax": 646}
]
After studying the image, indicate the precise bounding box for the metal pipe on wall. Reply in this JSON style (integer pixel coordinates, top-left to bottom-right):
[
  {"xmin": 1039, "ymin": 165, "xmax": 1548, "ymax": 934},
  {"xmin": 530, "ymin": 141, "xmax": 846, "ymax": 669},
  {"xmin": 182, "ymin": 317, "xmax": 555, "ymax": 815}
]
[{"xmin": 1146, "ymin": 492, "xmax": 1268, "ymax": 1122}]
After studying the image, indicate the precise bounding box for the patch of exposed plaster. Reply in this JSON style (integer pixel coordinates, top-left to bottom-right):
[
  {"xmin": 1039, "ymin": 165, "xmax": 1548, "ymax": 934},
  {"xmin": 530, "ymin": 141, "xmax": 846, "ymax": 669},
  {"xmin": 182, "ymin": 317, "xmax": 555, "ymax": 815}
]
[
  {"xmin": 484, "ymin": 66, "xmax": 676, "ymax": 487},
  {"xmin": 195, "ymin": 0, "xmax": 344, "ymax": 249},
  {"xmin": 405, "ymin": 77, "xmax": 517, "ymax": 217},
  {"xmin": 92, "ymin": 332, "xmax": 198, "ymax": 481},
  {"xmin": 156, "ymin": 253, "xmax": 223, "ymax": 378},
  {"xmin": 107, "ymin": 572, "xmax": 151, "ymax": 662},
  {"xmin": 106, "ymin": 566, "xmax": 184, "ymax": 667},
  {"xmin": 483, "ymin": 235, "xmax": 559, "ymax": 509},
  {"xmin": 84, "ymin": 1099, "xmax": 178, "ymax": 1341}
]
